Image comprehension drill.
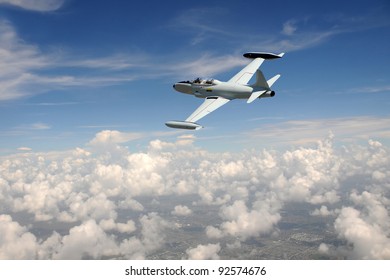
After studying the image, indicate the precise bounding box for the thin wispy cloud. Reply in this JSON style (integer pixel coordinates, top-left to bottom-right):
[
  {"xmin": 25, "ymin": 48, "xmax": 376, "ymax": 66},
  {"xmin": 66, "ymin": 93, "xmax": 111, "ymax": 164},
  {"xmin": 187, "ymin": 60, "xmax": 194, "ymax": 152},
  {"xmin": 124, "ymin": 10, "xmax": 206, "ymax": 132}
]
[
  {"xmin": 59, "ymin": 54, "xmax": 150, "ymax": 71},
  {"xmin": 0, "ymin": 20, "xmax": 147, "ymax": 101},
  {"xmin": 0, "ymin": 0, "xmax": 65, "ymax": 12},
  {"xmin": 170, "ymin": 7, "xmax": 235, "ymax": 45},
  {"xmin": 349, "ymin": 85, "xmax": 390, "ymax": 94},
  {"xmin": 29, "ymin": 122, "xmax": 51, "ymax": 130},
  {"xmin": 245, "ymin": 116, "xmax": 390, "ymax": 146},
  {"xmin": 25, "ymin": 102, "xmax": 80, "ymax": 106},
  {"xmin": 165, "ymin": 53, "xmax": 247, "ymax": 78},
  {"xmin": 282, "ymin": 20, "xmax": 298, "ymax": 36},
  {"xmin": 268, "ymin": 12, "xmax": 390, "ymax": 52},
  {"xmin": 17, "ymin": 122, "xmax": 51, "ymax": 131},
  {"xmin": 17, "ymin": 146, "xmax": 32, "ymax": 151},
  {"xmin": 0, "ymin": 122, "xmax": 52, "ymax": 138},
  {"xmin": 1, "ymin": 8, "xmax": 388, "ymax": 102},
  {"xmin": 171, "ymin": 8, "xmax": 389, "ymax": 53}
]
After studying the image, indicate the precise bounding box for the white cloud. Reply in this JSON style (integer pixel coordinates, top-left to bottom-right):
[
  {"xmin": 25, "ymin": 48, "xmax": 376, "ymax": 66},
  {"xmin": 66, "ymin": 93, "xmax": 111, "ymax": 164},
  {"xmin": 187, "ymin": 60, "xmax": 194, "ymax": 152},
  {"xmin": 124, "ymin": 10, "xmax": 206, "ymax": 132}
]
[
  {"xmin": 282, "ymin": 20, "xmax": 297, "ymax": 36},
  {"xmin": 218, "ymin": 199, "xmax": 281, "ymax": 240},
  {"xmin": 318, "ymin": 243, "xmax": 329, "ymax": 254},
  {"xmin": 333, "ymin": 190, "xmax": 390, "ymax": 259},
  {"xmin": 116, "ymin": 220, "xmax": 136, "ymax": 233},
  {"xmin": 51, "ymin": 219, "xmax": 118, "ymax": 259},
  {"xmin": 99, "ymin": 218, "xmax": 136, "ymax": 233},
  {"xmin": 334, "ymin": 206, "xmax": 390, "ymax": 259},
  {"xmin": 118, "ymin": 197, "xmax": 144, "ymax": 212},
  {"xmin": 17, "ymin": 147, "xmax": 32, "ymax": 151},
  {"xmin": 68, "ymin": 193, "xmax": 118, "ymax": 222},
  {"xmin": 89, "ymin": 130, "xmax": 143, "ymax": 146},
  {"xmin": 0, "ymin": 20, "xmax": 48, "ymax": 100},
  {"xmin": 311, "ymin": 205, "xmax": 335, "ymax": 217},
  {"xmin": 172, "ymin": 205, "xmax": 192, "ymax": 216},
  {"xmin": 186, "ymin": 243, "xmax": 221, "ymax": 260},
  {"xmin": 140, "ymin": 213, "xmax": 169, "ymax": 252},
  {"xmin": 349, "ymin": 191, "xmax": 390, "ymax": 227},
  {"xmin": 0, "ymin": 215, "xmax": 38, "ymax": 259},
  {"xmin": 148, "ymin": 134, "xmax": 196, "ymax": 151},
  {"xmin": 205, "ymin": 226, "xmax": 224, "ymax": 239},
  {"xmin": 0, "ymin": 0, "xmax": 65, "ymax": 12},
  {"xmin": 35, "ymin": 214, "xmax": 166, "ymax": 259}
]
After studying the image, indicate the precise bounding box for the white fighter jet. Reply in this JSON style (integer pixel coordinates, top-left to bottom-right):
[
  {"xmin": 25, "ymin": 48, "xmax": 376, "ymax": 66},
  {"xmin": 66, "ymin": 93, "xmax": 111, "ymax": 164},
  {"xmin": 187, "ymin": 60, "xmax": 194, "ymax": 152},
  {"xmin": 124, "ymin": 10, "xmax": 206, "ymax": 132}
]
[{"xmin": 165, "ymin": 52, "xmax": 284, "ymax": 130}]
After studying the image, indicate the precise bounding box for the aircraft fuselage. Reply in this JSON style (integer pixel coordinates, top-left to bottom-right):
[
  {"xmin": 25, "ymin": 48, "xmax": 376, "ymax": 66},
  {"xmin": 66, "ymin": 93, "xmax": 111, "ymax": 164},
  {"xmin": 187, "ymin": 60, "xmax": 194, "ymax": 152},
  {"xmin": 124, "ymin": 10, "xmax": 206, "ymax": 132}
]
[{"xmin": 173, "ymin": 80, "xmax": 274, "ymax": 100}]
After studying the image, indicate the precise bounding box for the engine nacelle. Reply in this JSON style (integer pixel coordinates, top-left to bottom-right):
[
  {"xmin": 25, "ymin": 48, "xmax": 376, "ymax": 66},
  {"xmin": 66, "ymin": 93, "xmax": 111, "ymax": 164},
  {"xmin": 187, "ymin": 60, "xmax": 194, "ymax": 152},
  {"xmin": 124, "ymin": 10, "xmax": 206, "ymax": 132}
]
[{"xmin": 260, "ymin": 90, "xmax": 275, "ymax": 98}]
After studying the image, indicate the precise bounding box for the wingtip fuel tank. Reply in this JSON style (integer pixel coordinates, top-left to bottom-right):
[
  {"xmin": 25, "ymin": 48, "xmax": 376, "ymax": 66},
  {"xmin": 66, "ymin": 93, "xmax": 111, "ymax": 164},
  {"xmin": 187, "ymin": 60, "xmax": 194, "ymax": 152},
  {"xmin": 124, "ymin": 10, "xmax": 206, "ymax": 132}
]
[
  {"xmin": 165, "ymin": 121, "xmax": 203, "ymax": 130},
  {"xmin": 243, "ymin": 52, "xmax": 284, "ymax": 59}
]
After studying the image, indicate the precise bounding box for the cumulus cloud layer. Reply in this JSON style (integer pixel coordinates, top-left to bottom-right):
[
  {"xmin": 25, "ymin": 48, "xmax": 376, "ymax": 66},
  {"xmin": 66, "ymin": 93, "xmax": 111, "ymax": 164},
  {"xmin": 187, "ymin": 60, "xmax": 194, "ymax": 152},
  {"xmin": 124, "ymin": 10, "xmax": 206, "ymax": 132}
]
[
  {"xmin": 0, "ymin": 132, "xmax": 389, "ymax": 259},
  {"xmin": 335, "ymin": 191, "xmax": 390, "ymax": 259}
]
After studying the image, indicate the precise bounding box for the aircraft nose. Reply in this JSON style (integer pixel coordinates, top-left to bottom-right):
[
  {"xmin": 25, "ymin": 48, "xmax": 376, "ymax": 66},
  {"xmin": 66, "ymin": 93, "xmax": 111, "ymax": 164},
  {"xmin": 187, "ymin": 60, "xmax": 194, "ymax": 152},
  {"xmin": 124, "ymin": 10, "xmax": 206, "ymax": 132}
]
[{"xmin": 172, "ymin": 82, "xmax": 192, "ymax": 94}]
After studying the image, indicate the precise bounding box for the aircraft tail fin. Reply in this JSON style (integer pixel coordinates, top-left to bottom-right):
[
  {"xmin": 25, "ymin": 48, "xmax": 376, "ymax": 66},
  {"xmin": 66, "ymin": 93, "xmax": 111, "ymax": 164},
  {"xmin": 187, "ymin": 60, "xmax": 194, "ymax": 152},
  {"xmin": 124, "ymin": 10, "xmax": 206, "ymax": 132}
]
[
  {"xmin": 248, "ymin": 72, "xmax": 281, "ymax": 103},
  {"xmin": 252, "ymin": 71, "xmax": 281, "ymax": 89},
  {"xmin": 253, "ymin": 70, "xmax": 269, "ymax": 89}
]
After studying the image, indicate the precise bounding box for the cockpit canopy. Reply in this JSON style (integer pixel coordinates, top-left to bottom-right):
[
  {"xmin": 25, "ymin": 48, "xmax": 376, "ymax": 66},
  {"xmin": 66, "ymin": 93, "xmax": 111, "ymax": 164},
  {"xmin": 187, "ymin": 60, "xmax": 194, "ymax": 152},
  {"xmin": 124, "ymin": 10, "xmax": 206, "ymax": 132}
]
[
  {"xmin": 192, "ymin": 77, "xmax": 221, "ymax": 85},
  {"xmin": 178, "ymin": 78, "xmax": 221, "ymax": 85}
]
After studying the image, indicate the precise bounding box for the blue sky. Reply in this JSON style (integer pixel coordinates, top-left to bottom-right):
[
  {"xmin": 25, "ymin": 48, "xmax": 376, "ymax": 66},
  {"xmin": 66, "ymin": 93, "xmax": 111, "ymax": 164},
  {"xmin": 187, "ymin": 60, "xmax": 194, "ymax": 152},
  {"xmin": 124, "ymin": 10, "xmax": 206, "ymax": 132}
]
[{"xmin": 0, "ymin": 0, "xmax": 389, "ymax": 153}]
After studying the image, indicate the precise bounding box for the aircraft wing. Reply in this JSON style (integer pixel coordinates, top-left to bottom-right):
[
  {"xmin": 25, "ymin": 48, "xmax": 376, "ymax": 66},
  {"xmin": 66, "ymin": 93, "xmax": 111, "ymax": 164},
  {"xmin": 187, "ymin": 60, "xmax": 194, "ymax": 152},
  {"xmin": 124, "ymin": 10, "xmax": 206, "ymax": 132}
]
[
  {"xmin": 228, "ymin": 52, "xmax": 284, "ymax": 85},
  {"xmin": 228, "ymin": 58, "xmax": 265, "ymax": 85},
  {"xmin": 185, "ymin": 96, "xmax": 230, "ymax": 123}
]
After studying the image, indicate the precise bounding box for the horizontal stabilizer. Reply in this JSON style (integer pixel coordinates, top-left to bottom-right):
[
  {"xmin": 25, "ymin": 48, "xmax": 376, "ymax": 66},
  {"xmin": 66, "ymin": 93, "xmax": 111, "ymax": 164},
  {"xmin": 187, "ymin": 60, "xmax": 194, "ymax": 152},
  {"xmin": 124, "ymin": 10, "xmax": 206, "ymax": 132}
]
[
  {"xmin": 244, "ymin": 52, "xmax": 284, "ymax": 60},
  {"xmin": 247, "ymin": 90, "xmax": 266, "ymax": 103},
  {"xmin": 267, "ymin": 74, "xmax": 281, "ymax": 87},
  {"xmin": 165, "ymin": 121, "xmax": 203, "ymax": 130}
]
